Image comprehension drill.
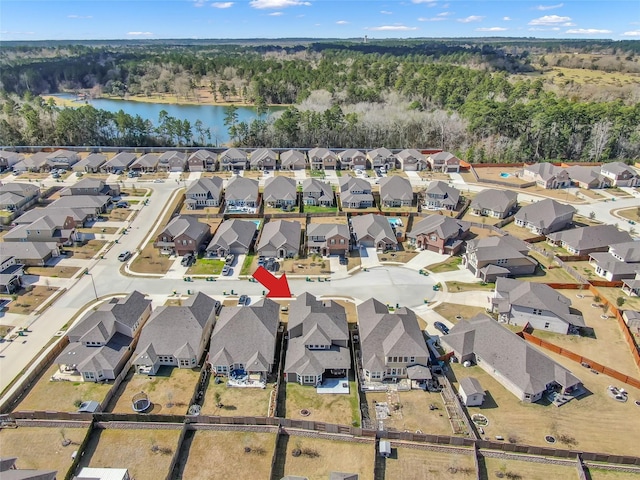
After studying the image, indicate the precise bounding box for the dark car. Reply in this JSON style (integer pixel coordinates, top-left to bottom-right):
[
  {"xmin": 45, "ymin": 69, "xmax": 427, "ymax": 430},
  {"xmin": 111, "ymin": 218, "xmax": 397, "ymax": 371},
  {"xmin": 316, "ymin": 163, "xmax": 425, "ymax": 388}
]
[
  {"xmin": 434, "ymin": 321, "xmax": 449, "ymax": 335},
  {"xmin": 115, "ymin": 201, "xmax": 129, "ymax": 208},
  {"xmin": 238, "ymin": 295, "xmax": 249, "ymax": 306},
  {"xmin": 258, "ymin": 256, "xmax": 266, "ymax": 266},
  {"xmin": 181, "ymin": 253, "xmax": 195, "ymax": 267},
  {"xmin": 339, "ymin": 255, "xmax": 348, "ymax": 265}
]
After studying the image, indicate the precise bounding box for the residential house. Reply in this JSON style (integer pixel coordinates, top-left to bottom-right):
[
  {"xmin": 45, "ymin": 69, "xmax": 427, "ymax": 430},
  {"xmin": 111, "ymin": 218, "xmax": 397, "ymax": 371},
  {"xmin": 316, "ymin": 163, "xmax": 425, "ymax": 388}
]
[
  {"xmin": 46, "ymin": 149, "xmax": 80, "ymax": 169},
  {"xmin": 567, "ymin": 165, "xmax": 611, "ymax": 189},
  {"xmin": 206, "ymin": 219, "xmax": 257, "ymax": 257},
  {"xmin": 208, "ymin": 298, "xmax": 279, "ymax": 383},
  {"xmin": 15, "ymin": 207, "xmax": 93, "ymax": 228},
  {"xmin": 0, "ymin": 457, "xmax": 56, "ymax": 480},
  {"xmin": 307, "ymin": 223, "xmax": 350, "ymax": 257},
  {"xmin": 622, "ymin": 273, "xmax": 640, "ymax": 297},
  {"xmin": 0, "ymin": 241, "xmax": 60, "ymax": 266},
  {"xmin": 442, "ymin": 314, "xmax": 582, "ymax": 403},
  {"xmin": 0, "ymin": 183, "xmax": 40, "ymax": 212},
  {"xmin": 13, "ymin": 152, "xmax": 49, "ymax": 173},
  {"xmin": 188, "ymin": 149, "xmax": 216, "ymax": 172},
  {"xmin": 224, "ymin": 176, "xmax": 259, "ymax": 209},
  {"xmin": 407, "ymin": 215, "xmax": 470, "ymax": 255},
  {"xmin": 134, "ymin": 292, "xmax": 218, "ymax": 375},
  {"xmin": 250, "ymin": 148, "xmax": 277, "ymax": 170},
  {"xmin": 622, "ymin": 310, "xmax": 640, "ymax": 334},
  {"xmin": 514, "ymin": 199, "xmax": 576, "ymax": 235},
  {"xmin": 257, "ymin": 219, "xmax": 301, "ymax": 258},
  {"xmin": 285, "ymin": 292, "xmax": 350, "ymax": 385},
  {"xmin": 0, "ymin": 254, "xmax": 24, "ymax": 294},
  {"xmin": 302, "ymin": 178, "xmax": 334, "ymax": 207},
  {"xmin": 3, "ymin": 214, "xmax": 77, "ymax": 245},
  {"xmin": 427, "ymin": 152, "xmax": 460, "ymax": 173},
  {"xmin": 130, "ymin": 153, "xmax": 159, "ymax": 173},
  {"xmin": 351, "ymin": 214, "xmax": 398, "ymax": 251},
  {"xmin": 185, "ymin": 177, "xmax": 223, "ymax": 209},
  {"xmin": 219, "ymin": 148, "xmax": 248, "ymax": 171},
  {"xmin": 423, "ymin": 181, "xmax": 460, "ymax": 211},
  {"xmin": 73, "ymin": 153, "xmax": 106, "ymax": 173},
  {"xmin": 600, "ymin": 162, "xmax": 640, "ymax": 187},
  {"xmin": 367, "ymin": 147, "xmax": 396, "ymax": 171},
  {"xmin": 75, "ymin": 468, "xmax": 131, "ymax": 480},
  {"xmin": 49, "ymin": 195, "xmax": 111, "ymax": 214},
  {"xmin": 396, "ymin": 149, "xmax": 426, "ymax": 171},
  {"xmin": 309, "ymin": 147, "xmax": 338, "ymax": 170},
  {"xmin": 154, "ymin": 215, "xmax": 210, "ymax": 255},
  {"xmin": 338, "ymin": 149, "xmax": 367, "ymax": 170},
  {"xmin": 158, "ymin": 151, "xmax": 187, "ymax": 172},
  {"xmin": 263, "ymin": 176, "xmax": 297, "ymax": 208},
  {"xmin": 462, "ymin": 235, "xmax": 537, "ymax": 282},
  {"xmin": 547, "ymin": 224, "xmax": 632, "ymax": 255},
  {"xmin": 0, "ymin": 150, "xmax": 23, "ymax": 170},
  {"xmin": 59, "ymin": 178, "xmax": 119, "ymax": 197},
  {"xmin": 490, "ymin": 278, "xmax": 585, "ymax": 334},
  {"xmin": 520, "ymin": 163, "xmax": 570, "ymax": 189},
  {"xmin": 470, "ymin": 189, "xmax": 518, "ymax": 219},
  {"xmin": 280, "ymin": 150, "xmax": 307, "ymax": 170},
  {"xmin": 339, "ymin": 176, "xmax": 374, "ymax": 209},
  {"xmin": 589, "ymin": 241, "xmax": 640, "ymax": 281},
  {"xmin": 102, "ymin": 152, "xmax": 137, "ymax": 173},
  {"xmin": 56, "ymin": 291, "xmax": 152, "ymax": 382},
  {"xmin": 458, "ymin": 377, "xmax": 485, "ymax": 407},
  {"xmin": 357, "ymin": 298, "xmax": 430, "ymax": 384},
  {"xmin": 379, "ymin": 176, "xmax": 413, "ymax": 207}
]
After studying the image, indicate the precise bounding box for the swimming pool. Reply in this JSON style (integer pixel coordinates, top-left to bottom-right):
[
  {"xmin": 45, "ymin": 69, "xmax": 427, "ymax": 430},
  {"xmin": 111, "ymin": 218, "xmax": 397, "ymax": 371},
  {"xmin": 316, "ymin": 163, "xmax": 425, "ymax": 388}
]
[
  {"xmin": 388, "ymin": 217, "xmax": 404, "ymax": 227},
  {"xmin": 500, "ymin": 172, "xmax": 511, "ymax": 178}
]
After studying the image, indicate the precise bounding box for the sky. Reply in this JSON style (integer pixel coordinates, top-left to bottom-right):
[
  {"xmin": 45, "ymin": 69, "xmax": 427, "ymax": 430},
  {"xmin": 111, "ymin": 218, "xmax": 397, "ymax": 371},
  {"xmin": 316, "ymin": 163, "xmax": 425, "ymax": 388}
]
[{"xmin": 1, "ymin": 0, "xmax": 639, "ymax": 41}]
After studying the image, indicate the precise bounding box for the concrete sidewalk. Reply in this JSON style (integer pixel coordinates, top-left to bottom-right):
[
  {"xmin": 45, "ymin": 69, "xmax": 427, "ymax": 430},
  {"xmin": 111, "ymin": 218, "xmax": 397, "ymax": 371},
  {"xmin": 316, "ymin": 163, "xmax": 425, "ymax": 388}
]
[{"xmin": 404, "ymin": 250, "xmax": 448, "ymax": 271}]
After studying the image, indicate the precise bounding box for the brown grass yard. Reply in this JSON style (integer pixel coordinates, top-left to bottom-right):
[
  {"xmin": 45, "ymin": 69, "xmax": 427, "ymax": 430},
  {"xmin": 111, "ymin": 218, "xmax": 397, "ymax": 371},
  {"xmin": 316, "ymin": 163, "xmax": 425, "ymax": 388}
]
[
  {"xmin": 332, "ymin": 298, "xmax": 358, "ymax": 324},
  {"xmin": 379, "ymin": 250, "xmax": 418, "ymax": 264},
  {"xmin": 179, "ymin": 203, "xmax": 222, "ymax": 215},
  {"xmin": 15, "ymin": 365, "xmax": 112, "ymax": 412},
  {"xmin": 281, "ymin": 257, "xmax": 331, "ymax": 276},
  {"xmin": 597, "ymin": 286, "xmax": 640, "ymax": 312},
  {"xmin": 180, "ymin": 430, "xmax": 276, "ymax": 480},
  {"xmin": 285, "ymin": 381, "xmax": 360, "ymax": 426},
  {"xmin": 200, "ymin": 380, "xmax": 275, "ymax": 416},
  {"xmin": 586, "ymin": 468, "xmax": 640, "ymax": 479},
  {"xmin": 364, "ymin": 390, "xmax": 454, "ymax": 435},
  {"xmin": 616, "ymin": 207, "xmax": 640, "ymax": 223},
  {"xmin": 284, "ymin": 436, "xmax": 375, "ymax": 480},
  {"xmin": 77, "ymin": 428, "xmax": 180, "ymax": 480},
  {"xmin": 0, "ymin": 427, "xmax": 88, "ymax": 477},
  {"xmin": 130, "ymin": 242, "xmax": 173, "ymax": 274},
  {"xmin": 104, "ymin": 208, "xmax": 132, "ymax": 222},
  {"xmin": 5, "ymin": 286, "xmax": 59, "ymax": 315},
  {"xmin": 108, "ymin": 366, "xmax": 199, "ymax": 415},
  {"xmin": 448, "ymin": 352, "xmax": 640, "ymax": 456},
  {"xmin": 25, "ymin": 265, "xmax": 80, "ymax": 278},
  {"xmin": 482, "ymin": 456, "xmax": 578, "ymax": 480},
  {"xmin": 432, "ymin": 303, "xmax": 489, "ymax": 324},
  {"xmin": 386, "ymin": 446, "xmax": 476, "ymax": 480},
  {"xmin": 519, "ymin": 265, "xmax": 581, "ymax": 284},
  {"xmin": 308, "ymin": 215, "xmax": 347, "ymax": 225},
  {"xmin": 445, "ymin": 281, "xmax": 495, "ymax": 293},
  {"xmin": 64, "ymin": 240, "xmax": 106, "ymax": 260},
  {"xmin": 77, "ymin": 226, "xmax": 119, "ymax": 235},
  {"xmin": 499, "ymin": 221, "xmax": 540, "ymax": 240}
]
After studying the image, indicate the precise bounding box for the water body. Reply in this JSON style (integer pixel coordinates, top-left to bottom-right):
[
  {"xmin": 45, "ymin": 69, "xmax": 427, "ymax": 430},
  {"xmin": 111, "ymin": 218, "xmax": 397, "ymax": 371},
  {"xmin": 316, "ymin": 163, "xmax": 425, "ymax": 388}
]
[{"xmin": 51, "ymin": 93, "xmax": 278, "ymax": 143}]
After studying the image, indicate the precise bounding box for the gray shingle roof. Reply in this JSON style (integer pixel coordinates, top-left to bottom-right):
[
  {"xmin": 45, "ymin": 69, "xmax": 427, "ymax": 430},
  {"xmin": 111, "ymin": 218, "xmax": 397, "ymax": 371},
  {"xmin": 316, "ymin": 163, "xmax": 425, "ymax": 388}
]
[
  {"xmin": 610, "ymin": 241, "xmax": 640, "ymax": 263},
  {"xmin": 250, "ymin": 148, "xmax": 277, "ymax": 166},
  {"xmin": 302, "ymin": 178, "xmax": 333, "ymax": 202},
  {"xmin": 206, "ymin": 219, "xmax": 257, "ymax": 252},
  {"xmin": 367, "ymin": 147, "xmax": 394, "ymax": 161},
  {"xmin": 459, "ymin": 376, "xmax": 484, "ymax": 396},
  {"xmin": 257, "ymin": 220, "xmax": 301, "ymax": 252},
  {"xmin": 408, "ymin": 215, "xmax": 469, "ymax": 241},
  {"xmin": 75, "ymin": 153, "xmax": 106, "ymax": 169},
  {"xmin": 307, "ymin": 223, "xmax": 349, "ymax": 244},
  {"xmin": 0, "ymin": 241, "xmax": 57, "ymax": 261},
  {"xmin": 263, "ymin": 176, "xmax": 297, "ymax": 203},
  {"xmin": 547, "ymin": 225, "xmax": 632, "ymax": 253},
  {"xmin": 466, "ymin": 235, "xmax": 535, "ymax": 263},
  {"xmin": 514, "ymin": 199, "xmax": 576, "ymax": 231},
  {"xmin": 379, "ymin": 176, "xmax": 413, "ymax": 203},
  {"xmin": 588, "ymin": 252, "xmax": 639, "ymax": 276},
  {"xmin": 131, "ymin": 153, "xmax": 159, "ymax": 169},
  {"xmin": 351, "ymin": 214, "xmax": 397, "ymax": 246},
  {"xmin": 567, "ymin": 165, "xmax": 608, "ymax": 187},
  {"xmin": 442, "ymin": 314, "xmax": 581, "ymax": 395},
  {"xmin": 186, "ymin": 177, "xmax": 223, "ymax": 200},
  {"xmin": 601, "ymin": 161, "xmax": 638, "ymax": 176},
  {"xmin": 161, "ymin": 215, "xmax": 209, "ymax": 241},
  {"xmin": 280, "ymin": 150, "xmax": 306, "ymax": 168},
  {"xmin": 104, "ymin": 152, "xmax": 137, "ymax": 169},
  {"xmin": 225, "ymin": 176, "xmax": 258, "ymax": 203},
  {"xmin": 396, "ymin": 149, "xmax": 423, "ymax": 162},
  {"xmin": 470, "ymin": 189, "xmax": 517, "ymax": 214}
]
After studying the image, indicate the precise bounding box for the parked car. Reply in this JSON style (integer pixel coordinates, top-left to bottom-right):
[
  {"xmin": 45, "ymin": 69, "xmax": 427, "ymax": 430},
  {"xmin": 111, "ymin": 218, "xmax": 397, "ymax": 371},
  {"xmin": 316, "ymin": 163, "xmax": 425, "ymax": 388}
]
[
  {"xmin": 257, "ymin": 256, "xmax": 266, "ymax": 267},
  {"xmin": 225, "ymin": 254, "xmax": 235, "ymax": 265},
  {"xmin": 118, "ymin": 251, "xmax": 132, "ymax": 262},
  {"xmin": 238, "ymin": 295, "xmax": 249, "ymax": 306},
  {"xmin": 116, "ymin": 201, "xmax": 129, "ymax": 208},
  {"xmin": 181, "ymin": 253, "xmax": 195, "ymax": 267},
  {"xmin": 266, "ymin": 258, "xmax": 279, "ymax": 272},
  {"xmin": 154, "ymin": 179, "xmax": 165, "ymax": 183},
  {"xmin": 434, "ymin": 321, "xmax": 449, "ymax": 335},
  {"xmin": 339, "ymin": 255, "xmax": 348, "ymax": 265},
  {"xmin": 75, "ymin": 172, "xmax": 84, "ymax": 177},
  {"xmin": 222, "ymin": 265, "xmax": 232, "ymax": 276},
  {"xmin": 51, "ymin": 172, "xmax": 60, "ymax": 179}
]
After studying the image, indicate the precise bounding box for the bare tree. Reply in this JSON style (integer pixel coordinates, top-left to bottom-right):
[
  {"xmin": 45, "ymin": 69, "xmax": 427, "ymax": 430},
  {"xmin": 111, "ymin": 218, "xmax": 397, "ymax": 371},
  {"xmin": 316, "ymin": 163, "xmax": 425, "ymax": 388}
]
[{"xmin": 589, "ymin": 120, "xmax": 612, "ymax": 161}]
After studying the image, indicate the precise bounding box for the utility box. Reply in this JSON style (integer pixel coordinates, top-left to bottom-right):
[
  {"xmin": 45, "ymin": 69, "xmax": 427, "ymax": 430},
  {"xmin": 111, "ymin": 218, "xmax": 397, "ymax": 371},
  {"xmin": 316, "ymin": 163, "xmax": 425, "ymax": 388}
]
[{"xmin": 379, "ymin": 440, "xmax": 391, "ymax": 458}]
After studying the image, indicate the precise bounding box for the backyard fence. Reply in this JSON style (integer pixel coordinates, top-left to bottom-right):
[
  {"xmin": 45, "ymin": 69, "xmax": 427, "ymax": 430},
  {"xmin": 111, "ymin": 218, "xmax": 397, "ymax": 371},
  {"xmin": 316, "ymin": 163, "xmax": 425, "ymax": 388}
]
[{"xmin": 63, "ymin": 420, "xmax": 96, "ymax": 480}]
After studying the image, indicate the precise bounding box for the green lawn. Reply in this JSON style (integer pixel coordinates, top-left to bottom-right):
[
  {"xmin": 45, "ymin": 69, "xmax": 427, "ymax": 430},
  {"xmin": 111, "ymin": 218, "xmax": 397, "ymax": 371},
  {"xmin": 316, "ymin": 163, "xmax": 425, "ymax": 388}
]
[
  {"xmin": 304, "ymin": 205, "xmax": 338, "ymax": 214},
  {"xmin": 445, "ymin": 281, "xmax": 495, "ymax": 293},
  {"xmin": 240, "ymin": 254, "xmax": 255, "ymax": 275},
  {"xmin": 187, "ymin": 258, "xmax": 225, "ymax": 275},
  {"xmin": 427, "ymin": 256, "xmax": 462, "ymax": 273},
  {"xmin": 285, "ymin": 380, "xmax": 360, "ymax": 427}
]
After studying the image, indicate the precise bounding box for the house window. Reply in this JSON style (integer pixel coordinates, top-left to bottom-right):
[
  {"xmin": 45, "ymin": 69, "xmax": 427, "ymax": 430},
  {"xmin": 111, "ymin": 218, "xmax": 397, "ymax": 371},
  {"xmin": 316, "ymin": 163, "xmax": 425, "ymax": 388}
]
[
  {"xmin": 340, "ymin": 239, "xmax": 345, "ymax": 244},
  {"xmin": 544, "ymin": 322, "xmax": 550, "ymax": 328},
  {"xmin": 409, "ymin": 356, "xmax": 415, "ymax": 363},
  {"xmin": 532, "ymin": 309, "xmax": 542, "ymax": 315}
]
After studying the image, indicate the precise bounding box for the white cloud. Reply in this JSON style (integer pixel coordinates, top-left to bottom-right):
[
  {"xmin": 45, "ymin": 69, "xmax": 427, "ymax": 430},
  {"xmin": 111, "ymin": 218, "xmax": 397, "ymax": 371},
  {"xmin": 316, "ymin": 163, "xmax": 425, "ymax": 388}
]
[
  {"xmin": 268, "ymin": 11, "xmax": 283, "ymax": 16},
  {"xmin": 127, "ymin": 31, "xmax": 153, "ymax": 35},
  {"xmin": 418, "ymin": 16, "xmax": 446, "ymax": 22},
  {"xmin": 249, "ymin": 0, "xmax": 310, "ymax": 8},
  {"xmin": 442, "ymin": 3, "xmax": 449, "ymax": 8},
  {"xmin": 476, "ymin": 27, "xmax": 508, "ymax": 32},
  {"xmin": 212, "ymin": 2, "xmax": 234, "ymax": 8},
  {"xmin": 528, "ymin": 27, "xmax": 560, "ymax": 31},
  {"xmin": 535, "ymin": 3, "xmax": 564, "ymax": 10},
  {"xmin": 366, "ymin": 24, "xmax": 419, "ymax": 31},
  {"xmin": 622, "ymin": 30, "xmax": 640, "ymax": 36},
  {"xmin": 67, "ymin": 14, "xmax": 92, "ymax": 19},
  {"xmin": 566, "ymin": 28, "xmax": 612, "ymax": 34},
  {"xmin": 437, "ymin": 11, "xmax": 452, "ymax": 16},
  {"xmin": 503, "ymin": 16, "xmax": 512, "ymax": 21},
  {"xmin": 412, "ymin": 0, "xmax": 437, "ymax": 4},
  {"xmin": 336, "ymin": 20, "xmax": 349, "ymax": 24},
  {"xmin": 0, "ymin": 30, "xmax": 35, "ymax": 35},
  {"xmin": 380, "ymin": 10, "xmax": 392, "ymax": 15},
  {"xmin": 528, "ymin": 15, "xmax": 574, "ymax": 26},
  {"xmin": 457, "ymin": 15, "xmax": 484, "ymax": 23}
]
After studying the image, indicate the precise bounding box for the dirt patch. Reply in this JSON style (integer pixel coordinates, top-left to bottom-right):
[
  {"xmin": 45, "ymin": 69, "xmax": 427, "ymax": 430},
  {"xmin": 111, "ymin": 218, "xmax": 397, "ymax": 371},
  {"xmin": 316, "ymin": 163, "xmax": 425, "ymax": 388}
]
[
  {"xmin": 433, "ymin": 304, "xmax": 489, "ymax": 324},
  {"xmin": 483, "ymin": 456, "xmax": 577, "ymax": 480},
  {"xmin": 201, "ymin": 380, "xmax": 275, "ymax": 416},
  {"xmin": 5, "ymin": 285, "xmax": 59, "ymax": 315},
  {"xmin": 63, "ymin": 240, "xmax": 106, "ymax": 260},
  {"xmin": 308, "ymin": 215, "xmax": 347, "ymax": 225},
  {"xmin": 25, "ymin": 266, "xmax": 80, "ymax": 278},
  {"xmin": 180, "ymin": 430, "xmax": 276, "ymax": 480},
  {"xmin": 130, "ymin": 242, "xmax": 174, "ymax": 275},
  {"xmin": 386, "ymin": 446, "xmax": 476, "ymax": 480}
]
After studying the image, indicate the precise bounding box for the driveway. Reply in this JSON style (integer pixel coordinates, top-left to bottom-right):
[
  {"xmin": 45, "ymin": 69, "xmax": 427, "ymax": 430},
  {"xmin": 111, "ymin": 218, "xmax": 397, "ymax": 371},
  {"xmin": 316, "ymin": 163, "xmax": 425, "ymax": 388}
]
[
  {"xmin": 165, "ymin": 256, "xmax": 189, "ymax": 279},
  {"xmin": 329, "ymin": 255, "xmax": 348, "ymax": 279},
  {"xmin": 404, "ymin": 250, "xmax": 449, "ymax": 271},
  {"xmin": 360, "ymin": 247, "xmax": 380, "ymax": 269}
]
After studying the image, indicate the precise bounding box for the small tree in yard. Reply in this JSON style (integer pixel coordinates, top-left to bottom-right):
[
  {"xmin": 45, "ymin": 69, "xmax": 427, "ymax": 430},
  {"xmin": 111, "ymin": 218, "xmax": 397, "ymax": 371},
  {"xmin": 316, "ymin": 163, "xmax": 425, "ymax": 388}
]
[
  {"xmin": 214, "ymin": 392, "xmax": 222, "ymax": 408},
  {"xmin": 589, "ymin": 211, "xmax": 596, "ymax": 220},
  {"xmin": 616, "ymin": 297, "xmax": 625, "ymax": 307}
]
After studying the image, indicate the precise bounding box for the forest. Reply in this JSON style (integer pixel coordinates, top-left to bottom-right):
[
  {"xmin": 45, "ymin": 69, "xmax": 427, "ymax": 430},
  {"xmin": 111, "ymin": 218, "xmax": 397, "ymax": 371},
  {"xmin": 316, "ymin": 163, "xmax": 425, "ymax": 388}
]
[{"xmin": 0, "ymin": 38, "xmax": 639, "ymax": 162}]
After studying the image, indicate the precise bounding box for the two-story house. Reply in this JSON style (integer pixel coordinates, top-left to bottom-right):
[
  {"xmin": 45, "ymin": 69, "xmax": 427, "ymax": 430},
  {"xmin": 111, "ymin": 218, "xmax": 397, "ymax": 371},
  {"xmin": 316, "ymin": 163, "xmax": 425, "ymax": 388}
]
[
  {"xmin": 339, "ymin": 176, "xmax": 374, "ymax": 209},
  {"xmin": 0, "ymin": 150, "xmax": 23, "ymax": 170},
  {"xmin": 154, "ymin": 215, "xmax": 210, "ymax": 255},
  {"xmin": 46, "ymin": 149, "xmax": 80, "ymax": 170},
  {"xmin": 462, "ymin": 235, "xmax": 537, "ymax": 282},
  {"xmin": 280, "ymin": 150, "xmax": 307, "ymax": 170},
  {"xmin": 338, "ymin": 149, "xmax": 367, "ymax": 170},
  {"xmin": 250, "ymin": 148, "xmax": 277, "ymax": 170},
  {"xmin": 134, "ymin": 293, "xmax": 218, "ymax": 375},
  {"xmin": 0, "ymin": 254, "xmax": 24, "ymax": 294},
  {"xmin": 302, "ymin": 178, "xmax": 334, "ymax": 207},
  {"xmin": 263, "ymin": 176, "xmax": 297, "ymax": 208},
  {"xmin": 225, "ymin": 176, "xmax": 259, "ymax": 209},
  {"xmin": 397, "ymin": 149, "xmax": 426, "ymax": 171},
  {"xmin": 3, "ymin": 214, "xmax": 77, "ymax": 245},
  {"xmin": 219, "ymin": 148, "xmax": 248, "ymax": 171},
  {"xmin": 157, "ymin": 151, "xmax": 187, "ymax": 172},
  {"xmin": 185, "ymin": 177, "xmax": 223, "ymax": 209},
  {"xmin": 285, "ymin": 292, "xmax": 350, "ymax": 386},
  {"xmin": 423, "ymin": 181, "xmax": 460, "ymax": 211},
  {"xmin": 490, "ymin": 278, "xmax": 585, "ymax": 334},
  {"xmin": 188, "ymin": 149, "xmax": 217, "ymax": 172},
  {"xmin": 357, "ymin": 298, "xmax": 431, "ymax": 385},
  {"xmin": 367, "ymin": 147, "xmax": 396, "ymax": 171},
  {"xmin": 307, "ymin": 223, "xmax": 350, "ymax": 257},
  {"xmin": 470, "ymin": 189, "xmax": 518, "ymax": 219},
  {"xmin": 379, "ymin": 176, "xmax": 413, "ymax": 208},
  {"xmin": 427, "ymin": 152, "xmax": 460, "ymax": 173},
  {"xmin": 600, "ymin": 162, "xmax": 640, "ymax": 187},
  {"xmin": 407, "ymin": 215, "xmax": 470, "ymax": 255},
  {"xmin": 309, "ymin": 147, "xmax": 338, "ymax": 170},
  {"xmin": 514, "ymin": 199, "xmax": 576, "ymax": 235},
  {"xmin": 0, "ymin": 183, "xmax": 40, "ymax": 212},
  {"xmin": 520, "ymin": 163, "xmax": 570, "ymax": 189}
]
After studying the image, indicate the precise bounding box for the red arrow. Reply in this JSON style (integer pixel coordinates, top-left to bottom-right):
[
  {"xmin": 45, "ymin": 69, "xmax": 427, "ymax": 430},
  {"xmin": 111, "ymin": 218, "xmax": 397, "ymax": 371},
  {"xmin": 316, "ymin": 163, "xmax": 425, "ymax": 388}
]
[{"xmin": 252, "ymin": 266, "xmax": 292, "ymax": 298}]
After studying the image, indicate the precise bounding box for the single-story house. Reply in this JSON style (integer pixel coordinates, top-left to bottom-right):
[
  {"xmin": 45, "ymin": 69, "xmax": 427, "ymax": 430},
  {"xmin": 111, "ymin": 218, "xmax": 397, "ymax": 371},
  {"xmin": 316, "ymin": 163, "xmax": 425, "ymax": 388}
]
[
  {"xmin": 73, "ymin": 153, "xmax": 107, "ymax": 173},
  {"xmin": 379, "ymin": 176, "xmax": 413, "ymax": 208},
  {"xmin": 263, "ymin": 176, "xmax": 297, "ymax": 208},
  {"xmin": 130, "ymin": 153, "xmax": 159, "ymax": 172},
  {"xmin": 547, "ymin": 224, "xmax": 632, "ymax": 255},
  {"xmin": 470, "ymin": 189, "xmax": 518, "ymax": 219},
  {"xmin": 102, "ymin": 152, "xmax": 137, "ymax": 173},
  {"xmin": 520, "ymin": 163, "xmax": 570, "ymax": 189},
  {"xmin": 514, "ymin": 199, "xmax": 576, "ymax": 235},
  {"xmin": 280, "ymin": 150, "xmax": 307, "ymax": 170},
  {"xmin": 351, "ymin": 214, "xmax": 398, "ymax": 251},
  {"xmin": 256, "ymin": 219, "xmax": 301, "ymax": 258},
  {"xmin": 224, "ymin": 176, "xmax": 259, "ymax": 209},
  {"xmin": 206, "ymin": 219, "xmax": 258, "ymax": 257}
]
